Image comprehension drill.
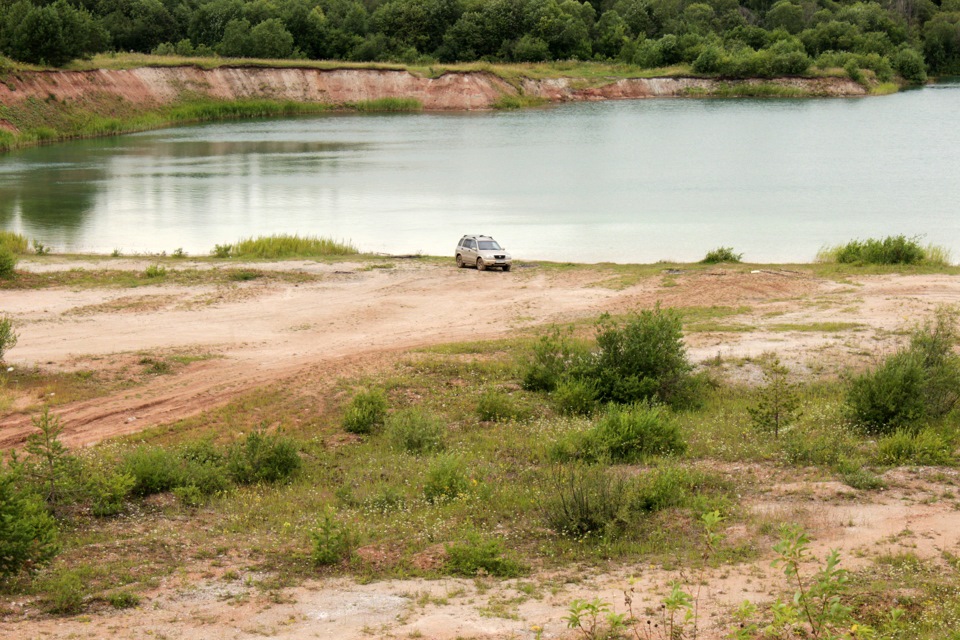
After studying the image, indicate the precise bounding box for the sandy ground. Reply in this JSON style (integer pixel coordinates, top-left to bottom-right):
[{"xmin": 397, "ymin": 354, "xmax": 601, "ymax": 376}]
[{"xmin": 2, "ymin": 258, "xmax": 959, "ymax": 639}]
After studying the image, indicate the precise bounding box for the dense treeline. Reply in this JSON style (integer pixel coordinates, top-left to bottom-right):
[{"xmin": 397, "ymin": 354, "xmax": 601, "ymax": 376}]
[{"xmin": 1, "ymin": 0, "xmax": 958, "ymax": 81}]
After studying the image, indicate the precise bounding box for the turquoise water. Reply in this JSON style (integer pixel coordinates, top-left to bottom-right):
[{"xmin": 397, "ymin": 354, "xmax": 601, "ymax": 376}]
[{"xmin": 2, "ymin": 83, "xmax": 958, "ymax": 263}]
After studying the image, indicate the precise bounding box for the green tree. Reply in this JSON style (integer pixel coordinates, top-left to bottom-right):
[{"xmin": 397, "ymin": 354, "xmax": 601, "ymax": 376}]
[
  {"xmin": 594, "ymin": 8, "xmax": 631, "ymax": 58},
  {"xmin": 748, "ymin": 355, "xmax": 801, "ymax": 438},
  {"xmin": 766, "ymin": 0, "xmax": 805, "ymax": 34},
  {"xmin": 217, "ymin": 17, "xmax": 252, "ymax": 56},
  {"xmin": 248, "ymin": 17, "xmax": 294, "ymax": 58},
  {"xmin": 923, "ymin": 12, "xmax": 960, "ymax": 73},
  {"xmin": 24, "ymin": 407, "xmax": 77, "ymax": 506},
  {"xmin": 0, "ymin": 471, "xmax": 59, "ymax": 580},
  {"xmin": 188, "ymin": 0, "xmax": 244, "ymax": 47},
  {"xmin": 1, "ymin": 0, "xmax": 107, "ymax": 66}
]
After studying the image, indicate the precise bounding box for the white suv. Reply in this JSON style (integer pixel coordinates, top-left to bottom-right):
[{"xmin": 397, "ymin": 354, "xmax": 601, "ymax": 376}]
[{"xmin": 456, "ymin": 235, "xmax": 512, "ymax": 271}]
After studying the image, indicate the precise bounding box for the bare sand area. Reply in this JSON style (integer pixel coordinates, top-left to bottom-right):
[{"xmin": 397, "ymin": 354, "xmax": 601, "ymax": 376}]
[{"xmin": 2, "ymin": 257, "xmax": 959, "ymax": 639}]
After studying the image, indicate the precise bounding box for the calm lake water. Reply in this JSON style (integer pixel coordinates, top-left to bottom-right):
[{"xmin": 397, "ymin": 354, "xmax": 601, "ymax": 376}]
[{"xmin": 2, "ymin": 82, "xmax": 959, "ymax": 263}]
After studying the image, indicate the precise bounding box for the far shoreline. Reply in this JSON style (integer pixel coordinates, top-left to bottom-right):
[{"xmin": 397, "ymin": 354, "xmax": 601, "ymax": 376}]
[{"xmin": 0, "ymin": 60, "xmax": 886, "ymax": 153}]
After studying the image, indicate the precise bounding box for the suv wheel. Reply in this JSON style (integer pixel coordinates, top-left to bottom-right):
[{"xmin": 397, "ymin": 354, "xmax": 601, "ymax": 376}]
[
  {"xmin": 456, "ymin": 254, "xmax": 464, "ymax": 268},
  {"xmin": 502, "ymin": 264, "xmax": 511, "ymax": 272},
  {"xmin": 476, "ymin": 258, "xmax": 486, "ymax": 271}
]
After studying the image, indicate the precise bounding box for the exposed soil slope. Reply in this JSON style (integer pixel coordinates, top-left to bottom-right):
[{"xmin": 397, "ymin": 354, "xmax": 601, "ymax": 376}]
[{"xmin": 0, "ymin": 66, "xmax": 866, "ymax": 121}]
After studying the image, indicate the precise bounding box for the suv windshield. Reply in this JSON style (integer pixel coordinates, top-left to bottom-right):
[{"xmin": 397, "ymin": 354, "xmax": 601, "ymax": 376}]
[{"xmin": 478, "ymin": 241, "xmax": 501, "ymax": 250}]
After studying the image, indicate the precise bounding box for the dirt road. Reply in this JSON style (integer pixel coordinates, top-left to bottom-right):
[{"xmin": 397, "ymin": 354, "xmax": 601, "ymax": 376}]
[{"xmin": 3, "ymin": 258, "xmax": 958, "ymax": 449}]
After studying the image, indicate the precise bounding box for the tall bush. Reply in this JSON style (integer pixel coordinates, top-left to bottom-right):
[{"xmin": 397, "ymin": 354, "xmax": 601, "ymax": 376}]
[
  {"xmin": 848, "ymin": 307, "xmax": 960, "ymax": 434},
  {"xmin": 590, "ymin": 307, "xmax": 693, "ymax": 406}
]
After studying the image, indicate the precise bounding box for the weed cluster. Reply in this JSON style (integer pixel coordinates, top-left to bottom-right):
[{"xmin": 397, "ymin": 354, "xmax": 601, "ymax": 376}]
[
  {"xmin": 351, "ymin": 97, "xmax": 423, "ymax": 111},
  {"xmin": 552, "ymin": 403, "xmax": 686, "ymax": 464},
  {"xmin": 0, "ymin": 315, "xmax": 17, "ymax": 362},
  {"xmin": 701, "ymin": 246, "xmax": 743, "ymax": 264},
  {"xmin": 342, "ymin": 389, "xmax": 388, "ymax": 435},
  {"xmin": 0, "ymin": 247, "xmax": 16, "ymax": 278},
  {"xmin": 446, "ymin": 533, "xmax": 524, "ymax": 577},
  {"xmin": 385, "ymin": 408, "xmax": 445, "ymax": 454},
  {"xmin": 214, "ymin": 234, "xmax": 359, "ymax": 259},
  {"xmin": 818, "ymin": 235, "xmax": 947, "ymax": 266}
]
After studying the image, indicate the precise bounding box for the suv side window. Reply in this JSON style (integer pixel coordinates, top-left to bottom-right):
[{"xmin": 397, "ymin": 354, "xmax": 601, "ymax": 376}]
[{"xmin": 466, "ymin": 239, "xmax": 475, "ymax": 249}]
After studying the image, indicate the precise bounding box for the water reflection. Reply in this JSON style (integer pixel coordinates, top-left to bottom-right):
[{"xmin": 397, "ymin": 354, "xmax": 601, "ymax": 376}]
[
  {"xmin": 0, "ymin": 160, "xmax": 102, "ymax": 240},
  {"xmin": 1, "ymin": 89, "xmax": 959, "ymax": 262}
]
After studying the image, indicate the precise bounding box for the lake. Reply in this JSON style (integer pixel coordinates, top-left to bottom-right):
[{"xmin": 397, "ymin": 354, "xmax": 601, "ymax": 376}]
[{"xmin": 2, "ymin": 82, "xmax": 959, "ymax": 263}]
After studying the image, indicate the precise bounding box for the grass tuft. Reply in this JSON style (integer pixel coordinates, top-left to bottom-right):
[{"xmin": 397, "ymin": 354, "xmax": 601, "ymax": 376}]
[
  {"xmin": 223, "ymin": 234, "xmax": 358, "ymax": 259},
  {"xmin": 350, "ymin": 97, "xmax": 422, "ymax": 112}
]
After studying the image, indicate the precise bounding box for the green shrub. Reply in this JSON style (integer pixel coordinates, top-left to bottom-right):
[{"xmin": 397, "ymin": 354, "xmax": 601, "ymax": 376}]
[
  {"xmin": 840, "ymin": 466, "xmax": 886, "ymax": 491},
  {"xmin": 522, "ymin": 327, "xmax": 589, "ymax": 392},
  {"xmin": 554, "ymin": 378, "xmax": 598, "ymax": 416},
  {"xmin": 385, "ymin": 408, "xmax": 445, "ymax": 454},
  {"xmin": 41, "ymin": 570, "xmax": 86, "ymax": 614},
  {"xmin": 311, "ymin": 508, "xmax": 354, "ymax": 566},
  {"xmin": 0, "ymin": 247, "xmax": 17, "ymax": 278},
  {"xmin": 181, "ymin": 458, "xmax": 232, "ymax": 496},
  {"xmin": 630, "ymin": 465, "xmax": 695, "ymax": 513},
  {"xmin": 211, "ymin": 243, "xmax": 232, "ymax": 258},
  {"xmin": 0, "ymin": 315, "xmax": 18, "ymax": 362},
  {"xmin": 539, "ymin": 465, "xmax": 627, "ymax": 539},
  {"xmin": 848, "ymin": 352, "xmax": 926, "ymax": 433},
  {"xmin": 107, "ymin": 591, "xmax": 141, "ymax": 609},
  {"xmin": 143, "ymin": 264, "xmax": 166, "ymax": 278},
  {"xmin": 876, "ymin": 429, "xmax": 954, "ymax": 466},
  {"xmin": 848, "ymin": 307, "xmax": 960, "ymax": 434},
  {"xmin": 701, "ymin": 247, "xmax": 743, "ymax": 264},
  {"xmin": 445, "ymin": 533, "xmax": 524, "ymax": 577},
  {"xmin": 781, "ymin": 425, "xmax": 859, "ymax": 467},
  {"xmin": 86, "ymin": 468, "xmax": 135, "ymax": 517},
  {"xmin": 476, "ymin": 390, "xmax": 523, "ymax": 422},
  {"xmin": 423, "ymin": 454, "xmax": 470, "ymax": 503},
  {"xmin": 226, "ymin": 429, "xmax": 300, "ymax": 485},
  {"xmin": 123, "ymin": 447, "xmax": 182, "ymax": 496},
  {"xmin": 592, "ymin": 403, "xmax": 687, "ymax": 463},
  {"xmin": 548, "ymin": 427, "xmax": 601, "ymax": 463},
  {"xmin": 589, "ymin": 307, "xmax": 693, "ymax": 406},
  {"xmin": 173, "ymin": 484, "xmax": 205, "ymax": 507},
  {"xmin": 0, "ymin": 472, "xmax": 60, "ymax": 579},
  {"xmin": 342, "ymin": 389, "xmax": 388, "ymax": 435}
]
